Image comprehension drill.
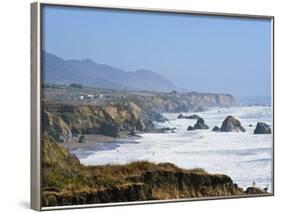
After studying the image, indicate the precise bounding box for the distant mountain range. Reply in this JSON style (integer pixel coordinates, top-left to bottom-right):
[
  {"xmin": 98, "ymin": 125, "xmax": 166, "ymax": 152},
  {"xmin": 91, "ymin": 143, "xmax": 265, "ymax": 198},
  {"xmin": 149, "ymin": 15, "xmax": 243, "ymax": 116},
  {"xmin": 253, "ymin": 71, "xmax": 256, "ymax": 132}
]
[{"xmin": 42, "ymin": 52, "xmax": 178, "ymax": 92}]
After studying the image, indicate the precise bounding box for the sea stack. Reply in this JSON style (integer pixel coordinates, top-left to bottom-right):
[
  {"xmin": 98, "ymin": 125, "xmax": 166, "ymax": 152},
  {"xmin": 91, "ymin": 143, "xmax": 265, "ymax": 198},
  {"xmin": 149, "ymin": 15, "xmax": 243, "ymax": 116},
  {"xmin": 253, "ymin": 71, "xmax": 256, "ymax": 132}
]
[
  {"xmin": 194, "ymin": 118, "xmax": 209, "ymax": 130},
  {"xmin": 220, "ymin": 116, "xmax": 245, "ymax": 132},
  {"xmin": 254, "ymin": 122, "xmax": 271, "ymax": 134},
  {"xmin": 178, "ymin": 113, "xmax": 185, "ymax": 119},
  {"xmin": 187, "ymin": 126, "xmax": 195, "ymax": 131},
  {"xmin": 212, "ymin": 126, "xmax": 220, "ymax": 132},
  {"xmin": 177, "ymin": 114, "xmax": 201, "ymax": 120},
  {"xmin": 78, "ymin": 135, "xmax": 86, "ymax": 143}
]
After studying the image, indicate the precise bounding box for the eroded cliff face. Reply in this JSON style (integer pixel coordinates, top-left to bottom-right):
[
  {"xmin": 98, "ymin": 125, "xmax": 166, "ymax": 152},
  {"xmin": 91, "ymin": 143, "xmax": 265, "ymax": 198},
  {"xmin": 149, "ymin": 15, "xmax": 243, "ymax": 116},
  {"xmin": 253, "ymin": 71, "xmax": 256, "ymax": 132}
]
[
  {"xmin": 42, "ymin": 111, "xmax": 73, "ymax": 143},
  {"xmin": 42, "ymin": 102, "xmax": 147, "ymax": 142},
  {"xmin": 103, "ymin": 102, "xmax": 146, "ymax": 131},
  {"xmin": 42, "ymin": 93, "xmax": 236, "ymax": 142},
  {"xmin": 133, "ymin": 93, "xmax": 236, "ymax": 113},
  {"xmin": 185, "ymin": 93, "xmax": 236, "ymax": 108},
  {"xmin": 42, "ymin": 136, "xmax": 245, "ymax": 207}
]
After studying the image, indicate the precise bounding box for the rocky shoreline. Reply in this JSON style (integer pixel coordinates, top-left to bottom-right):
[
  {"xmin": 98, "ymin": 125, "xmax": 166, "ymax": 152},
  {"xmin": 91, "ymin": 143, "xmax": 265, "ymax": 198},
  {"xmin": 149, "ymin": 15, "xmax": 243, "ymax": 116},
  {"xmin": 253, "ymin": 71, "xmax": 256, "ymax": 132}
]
[
  {"xmin": 43, "ymin": 102, "xmax": 272, "ymax": 152},
  {"xmin": 41, "ymin": 89, "xmax": 271, "ymax": 207},
  {"xmin": 42, "ymin": 102, "xmax": 150, "ymax": 143},
  {"xmin": 183, "ymin": 113, "xmax": 271, "ymax": 134},
  {"xmin": 41, "ymin": 86, "xmax": 238, "ymax": 147}
]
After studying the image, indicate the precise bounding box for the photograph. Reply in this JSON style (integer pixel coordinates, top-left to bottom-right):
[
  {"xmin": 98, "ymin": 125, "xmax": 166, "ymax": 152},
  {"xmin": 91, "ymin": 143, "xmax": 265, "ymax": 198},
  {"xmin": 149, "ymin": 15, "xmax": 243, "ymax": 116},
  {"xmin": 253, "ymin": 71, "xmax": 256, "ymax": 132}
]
[{"xmin": 39, "ymin": 4, "xmax": 273, "ymax": 208}]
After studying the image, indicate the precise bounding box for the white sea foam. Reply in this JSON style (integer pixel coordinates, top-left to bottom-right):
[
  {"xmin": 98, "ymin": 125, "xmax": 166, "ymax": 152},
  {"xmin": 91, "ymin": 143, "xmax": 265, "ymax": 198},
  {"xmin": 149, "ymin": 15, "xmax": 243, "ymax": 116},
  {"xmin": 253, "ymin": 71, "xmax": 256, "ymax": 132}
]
[{"xmin": 71, "ymin": 106, "xmax": 273, "ymax": 191}]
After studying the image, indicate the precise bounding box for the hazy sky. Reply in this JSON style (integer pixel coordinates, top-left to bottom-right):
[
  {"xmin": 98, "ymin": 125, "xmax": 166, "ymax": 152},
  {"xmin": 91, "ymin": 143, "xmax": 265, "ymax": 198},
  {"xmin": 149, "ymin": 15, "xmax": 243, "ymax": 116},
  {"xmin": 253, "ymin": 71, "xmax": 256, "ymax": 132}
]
[{"xmin": 42, "ymin": 5, "xmax": 272, "ymax": 97}]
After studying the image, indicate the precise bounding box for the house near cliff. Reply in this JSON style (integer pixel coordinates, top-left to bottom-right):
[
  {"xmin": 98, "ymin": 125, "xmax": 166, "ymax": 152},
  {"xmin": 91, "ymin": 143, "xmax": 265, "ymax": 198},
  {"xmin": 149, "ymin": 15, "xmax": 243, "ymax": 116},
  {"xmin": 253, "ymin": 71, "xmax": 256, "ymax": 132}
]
[{"xmin": 86, "ymin": 94, "xmax": 94, "ymax": 100}]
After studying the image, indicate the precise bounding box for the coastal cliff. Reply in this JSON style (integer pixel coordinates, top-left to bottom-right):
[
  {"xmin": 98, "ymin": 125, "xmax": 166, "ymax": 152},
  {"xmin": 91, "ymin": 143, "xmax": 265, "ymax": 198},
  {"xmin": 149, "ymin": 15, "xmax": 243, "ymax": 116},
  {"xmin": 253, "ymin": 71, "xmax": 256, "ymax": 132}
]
[
  {"xmin": 42, "ymin": 91, "xmax": 236, "ymax": 142},
  {"xmin": 43, "ymin": 85, "xmax": 237, "ymax": 113},
  {"xmin": 132, "ymin": 93, "xmax": 236, "ymax": 113},
  {"xmin": 42, "ymin": 102, "xmax": 147, "ymax": 142},
  {"xmin": 42, "ymin": 136, "xmax": 245, "ymax": 207}
]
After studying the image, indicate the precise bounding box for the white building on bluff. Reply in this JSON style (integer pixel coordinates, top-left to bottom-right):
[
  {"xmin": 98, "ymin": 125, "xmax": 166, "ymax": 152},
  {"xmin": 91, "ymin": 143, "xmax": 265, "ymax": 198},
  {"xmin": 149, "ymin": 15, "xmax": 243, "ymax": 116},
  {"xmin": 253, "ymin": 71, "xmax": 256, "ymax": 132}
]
[{"xmin": 87, "ymin": 94, "xmax": 94, "ymax": 99}]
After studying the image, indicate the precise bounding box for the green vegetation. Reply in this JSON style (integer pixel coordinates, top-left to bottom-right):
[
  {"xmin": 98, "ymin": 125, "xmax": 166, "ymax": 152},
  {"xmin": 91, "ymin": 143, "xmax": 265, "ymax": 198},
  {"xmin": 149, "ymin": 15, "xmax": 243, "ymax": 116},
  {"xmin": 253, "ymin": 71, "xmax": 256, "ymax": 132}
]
[
  {"xmin": 42, "ymin": 135, "xmax": 246, "ymax": 207},
  {"xmin": 68, "ymin": 83, "xmax": 84, "ymax": 88},
  {"xmin": 42, "ymin": 84, "xmax": 236, "ymax": 113},
  {"xmin": 41, "ymin": 99, "xmax": 268, "ymax": 207}
]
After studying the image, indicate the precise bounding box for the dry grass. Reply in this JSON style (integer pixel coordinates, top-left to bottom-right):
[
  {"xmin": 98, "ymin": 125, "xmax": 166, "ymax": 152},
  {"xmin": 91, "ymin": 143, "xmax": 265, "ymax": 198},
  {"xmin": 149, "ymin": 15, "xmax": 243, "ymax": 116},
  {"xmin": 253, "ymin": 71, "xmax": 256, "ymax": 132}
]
[{"xmin": 42, "ymin": 135, "xmax": 245, "ymax": 207}]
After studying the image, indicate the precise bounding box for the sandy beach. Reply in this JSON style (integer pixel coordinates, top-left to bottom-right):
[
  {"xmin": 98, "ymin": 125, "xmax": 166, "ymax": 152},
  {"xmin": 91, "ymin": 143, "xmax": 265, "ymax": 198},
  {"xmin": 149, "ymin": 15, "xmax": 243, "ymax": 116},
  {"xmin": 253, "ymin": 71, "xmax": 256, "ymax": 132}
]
[{"xmin": 60, "ymin": 131, "xmax": 132, "ymax": 150}]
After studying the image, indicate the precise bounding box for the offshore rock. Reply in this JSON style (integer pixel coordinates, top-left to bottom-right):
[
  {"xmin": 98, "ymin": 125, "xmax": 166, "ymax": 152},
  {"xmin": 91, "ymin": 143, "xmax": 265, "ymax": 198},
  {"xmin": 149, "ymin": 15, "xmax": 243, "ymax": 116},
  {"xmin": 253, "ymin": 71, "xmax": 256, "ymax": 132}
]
[{"xmin": 220, "ymin": 116, "xmax": 245, "ymax": 132}]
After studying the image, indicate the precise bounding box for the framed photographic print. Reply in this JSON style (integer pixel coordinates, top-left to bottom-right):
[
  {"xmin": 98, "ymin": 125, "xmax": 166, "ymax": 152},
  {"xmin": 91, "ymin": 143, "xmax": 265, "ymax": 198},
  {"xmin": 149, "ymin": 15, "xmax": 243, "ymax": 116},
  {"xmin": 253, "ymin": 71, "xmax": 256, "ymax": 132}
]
[{"xmin": 31, "ymin": 1, "xmax": 274, "ymax": 211}]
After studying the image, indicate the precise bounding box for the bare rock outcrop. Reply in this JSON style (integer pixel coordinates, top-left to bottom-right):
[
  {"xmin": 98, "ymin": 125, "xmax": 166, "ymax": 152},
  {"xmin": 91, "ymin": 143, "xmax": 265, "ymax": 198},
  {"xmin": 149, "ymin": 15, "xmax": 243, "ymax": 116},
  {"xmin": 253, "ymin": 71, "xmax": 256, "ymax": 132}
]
[
  {"xmin": 212, "ymin": 126, "xmax": 220, "ymax": 132},
  {"xmin": 254, "ymin": 122, "xmax": 271, "ymax": 134},
  {"xmin": 42, "ymin": 110, "xmax": 72, "ymax": 143},
  {"xmin": 177, "ymin": 114, "xmax": 201, "ymax": 120},
  {"xmin": 194, "ymin": 118, "xmax": 209, "ymax": 130},
  {"xmin": 187, "ymin": 126, "xmax": 195, "ymax": 131},
  {"xmin": 244, "ymin": 187, "xmax": 267, "ymax": 194},
  {"xmin": 220, "ymin": 116, "xmax": 245, "ymax": 132}
]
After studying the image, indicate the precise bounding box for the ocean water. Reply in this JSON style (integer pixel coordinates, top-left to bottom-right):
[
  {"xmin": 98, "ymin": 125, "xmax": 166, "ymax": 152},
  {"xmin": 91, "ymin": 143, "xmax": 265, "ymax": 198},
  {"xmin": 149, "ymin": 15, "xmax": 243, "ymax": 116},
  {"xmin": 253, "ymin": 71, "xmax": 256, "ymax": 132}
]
[
  {"xmin": 71, "ymin": 106, "xmax": 273, "ymax": 191},
  {"xmin": 237, "ymin": 96, "xmax": 271, "ymax": 106}
]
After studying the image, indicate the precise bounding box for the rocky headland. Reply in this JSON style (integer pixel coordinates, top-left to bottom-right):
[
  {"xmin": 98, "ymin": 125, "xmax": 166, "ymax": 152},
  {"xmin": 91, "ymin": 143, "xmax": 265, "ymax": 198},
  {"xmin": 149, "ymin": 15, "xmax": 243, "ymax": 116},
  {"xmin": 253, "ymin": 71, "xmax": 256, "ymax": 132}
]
[
  {"xmin": 42, "ymin": 87, "xmax": 237, "ymax": 145},
  {"xmin": 42, "ymin": 135, "xmax": 267, "ymax": 207},
  {"xmin": 41, "ymin": 86, "xmax": 271, "ymax": 207},
  {"xmin": 43, "ymin": 84, "xmax": 236, "ymax": 113},
  {"xmin": 42, "ymin": 102, "xmax": 149, "ymax": 143}
]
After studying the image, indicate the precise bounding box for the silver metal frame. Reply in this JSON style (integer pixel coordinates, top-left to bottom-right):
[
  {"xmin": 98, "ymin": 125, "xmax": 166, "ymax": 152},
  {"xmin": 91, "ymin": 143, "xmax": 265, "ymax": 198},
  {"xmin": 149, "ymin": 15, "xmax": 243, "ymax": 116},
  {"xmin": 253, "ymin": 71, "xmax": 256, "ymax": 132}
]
[
  {"xmin": 31, "ymin": 2, "xmax": 41, "ymax": 211},
  {"xmin": 31, "ymin": 1, "xmax": 275, "ymax": 211}
]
